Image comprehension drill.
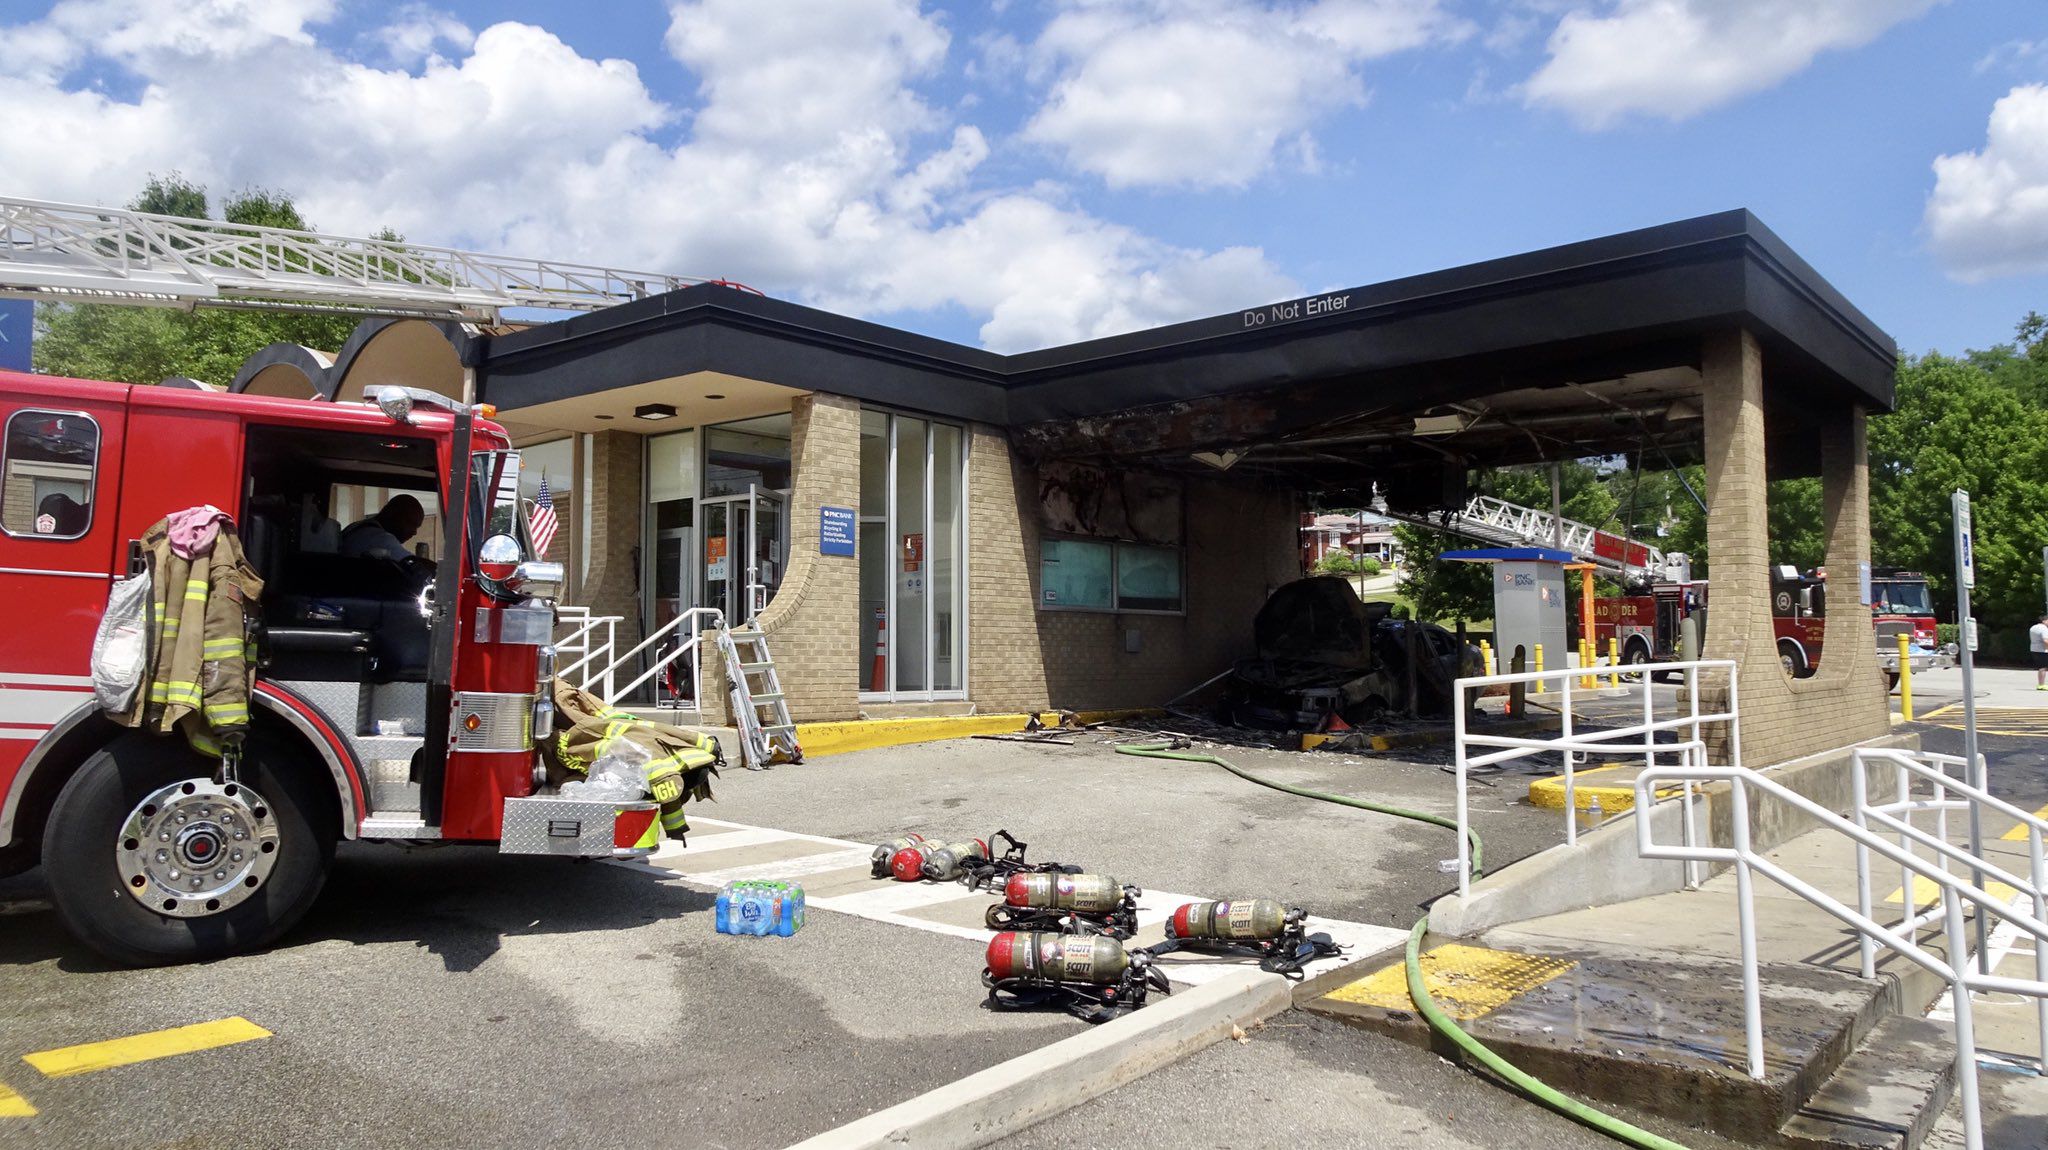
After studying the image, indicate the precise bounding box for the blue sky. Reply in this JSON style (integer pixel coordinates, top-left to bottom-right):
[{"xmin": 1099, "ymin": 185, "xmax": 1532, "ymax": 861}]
[{"xmin": 1, "ymin": 1, "xmax": 2043, "ymax": 357}]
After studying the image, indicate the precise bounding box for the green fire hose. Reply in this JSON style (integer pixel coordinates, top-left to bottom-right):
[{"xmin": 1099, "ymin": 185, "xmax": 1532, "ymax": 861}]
[{"xmin": 1113, "ymin": 740, "xmax": 1691, "ymax": 1150}]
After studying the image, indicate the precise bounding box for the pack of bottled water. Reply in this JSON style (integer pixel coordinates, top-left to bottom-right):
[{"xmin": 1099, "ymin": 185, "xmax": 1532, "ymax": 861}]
[{"xmin": 715, "ymin": 880, "xmax": 806, "ymax": 936}]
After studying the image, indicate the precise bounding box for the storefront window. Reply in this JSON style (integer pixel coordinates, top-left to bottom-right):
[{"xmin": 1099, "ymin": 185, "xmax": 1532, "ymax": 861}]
[
  {"xmin": 518, "ymin": 438, "xmax": 574, "ymax": 572},
  {"xmin": 646, "ymin": 430, "xmax": 697, "ymax": 634},
  {"xmin": 1115, "ymin": 543, "xmax": 1182, "ymax": 612},
  {"xmin": 858, "ymin": 408, "xmax": 967, "ymax": 699},
  {"xmin": 704, "ymin": 413, "xmax": 791, "ymax": 497},
  {"xmin": 1040, "ymin": 539, "xmax": 1112, "ymax": 609}
]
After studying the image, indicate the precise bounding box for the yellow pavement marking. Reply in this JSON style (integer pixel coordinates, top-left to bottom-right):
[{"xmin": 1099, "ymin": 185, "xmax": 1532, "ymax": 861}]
[
  {"xmin": 795, "ymin": 708, "xmax": 1158, "ymax": 757},
  {"xmin": 24, "ymin": 1017, "xmax": 271, "ymax": 1078},
  {"xmin": 0, "ymin": 1082, "xmax": 34, "ymax": 1118},
  {"xmin": 1526, "ymin": 762, "xmax": 1678, "ymax": 813},
  {"xmin": 1885, "ymin": 875, "xmax": 2019, "ymax": 907},
  {"xmin": 1922, "ymin": 707, "xmax": 2048, "ymax": 737},
  {"xmin": 1326, "ymin": 943, "xmax": 1576, "ymax": 1022},
  {"xmin": 2003, "ymin": 801, "xmax": 2048, "ymax": 842}
]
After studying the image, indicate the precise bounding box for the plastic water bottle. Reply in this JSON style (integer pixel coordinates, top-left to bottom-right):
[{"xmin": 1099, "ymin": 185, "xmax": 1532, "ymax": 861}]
[{"xmin": 715, "ymin": 882, "xmax": 733, "ymax": 934}]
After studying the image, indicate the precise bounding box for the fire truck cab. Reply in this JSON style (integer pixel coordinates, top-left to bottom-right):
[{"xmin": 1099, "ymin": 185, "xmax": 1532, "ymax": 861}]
[{"xmin": 0, "ymin": 371, "xmax": 659, "ymax": 965}]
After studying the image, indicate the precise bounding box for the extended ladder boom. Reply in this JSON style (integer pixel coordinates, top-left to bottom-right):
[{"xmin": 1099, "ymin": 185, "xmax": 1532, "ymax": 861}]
[
  {"xmin": 0, "ymin": 194, "xmax": 723, "ymax": 322},
  {"xmin": 1381, "ymin": 494, "xmax": 1665, "ymax": 579}
]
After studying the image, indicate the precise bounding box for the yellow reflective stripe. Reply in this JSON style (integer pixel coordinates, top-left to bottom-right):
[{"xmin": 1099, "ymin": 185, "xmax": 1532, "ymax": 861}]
[
  {"xmin": 201, "ymin": 638, "xmax": 244, "ymax": 658},
  {"xmin": 204, "ymin": 703, "xmax": 249, "ymax": 724},
  {"xmin": 159, "ymin": 681, "xmax": 202, "ymax": 708},
  {"xmin": 149, "ymin": 683, "xmax": 169, "ymax": 703},
  {"xmin": 160, "ymin": 618, "xmax": 181, "ymax": 637},
  {"xmin": 184, "ymin": 578, "xmax": 209, "ymax": 602},
  {"xmin": 189, "ymin": 732, "xmax": 222, "ymax": 757}
]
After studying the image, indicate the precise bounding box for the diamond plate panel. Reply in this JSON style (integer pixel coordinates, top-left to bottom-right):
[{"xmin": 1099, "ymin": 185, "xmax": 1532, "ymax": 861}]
[
  {"xmin": 452, "ymin": 692, "xmax": 532, "ymax": 751},
  {"xmin": 499, "ymin": 797, "xmax": 654, "ymax": 856},
  {"xmin": 271, "ymin": 680, "xmax": 364, "ymax": 735}
]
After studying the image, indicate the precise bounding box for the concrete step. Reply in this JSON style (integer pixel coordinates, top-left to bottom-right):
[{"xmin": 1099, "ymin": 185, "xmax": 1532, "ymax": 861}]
[
  {"xmin": 1778, "ymin": 1014, "xmax": 1957, "ymax": 1150},
  {"xmin": 1303, "ymin": 938, "xmax": 1898, "ymax": 1145}
]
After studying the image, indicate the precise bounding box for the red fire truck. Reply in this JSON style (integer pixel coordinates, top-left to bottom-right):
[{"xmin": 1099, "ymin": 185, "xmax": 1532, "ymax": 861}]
[
  {"xmin": 0, "ymin": 372, "xmax": 659, "ymax": 965},
  {"xmin": 1593, "ymin": 562, "xmax": 1948, "ymax": 683}
]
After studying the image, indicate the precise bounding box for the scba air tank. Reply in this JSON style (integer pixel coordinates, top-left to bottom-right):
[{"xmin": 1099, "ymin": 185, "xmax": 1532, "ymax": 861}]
[
  {"xmin": 1004, "ymin": 872, "xmax": 1126, "ymax": 913},
  {"xmin": 921, "ymin": 839, "xmax": 989, "ymax": 881},
  {"xmin": 891, "ymin": 838, "xmax": 984, "ymax": 882},
  {"xmin": 1166, "ymin": 900, "xmax": 1289, "ymax": 942},
  {"xmin": 984, "ymin": 931, "xmax": 1130, "ymax": 985},
  {"xmin": 871, "ymin": 833, "xmax": 924, "ymax": 876}
]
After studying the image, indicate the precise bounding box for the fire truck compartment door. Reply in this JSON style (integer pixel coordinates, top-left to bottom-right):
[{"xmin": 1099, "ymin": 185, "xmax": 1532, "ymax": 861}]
[{"xmin": 499, "ymin": 796, "xmax": 658, "ymax": 857}]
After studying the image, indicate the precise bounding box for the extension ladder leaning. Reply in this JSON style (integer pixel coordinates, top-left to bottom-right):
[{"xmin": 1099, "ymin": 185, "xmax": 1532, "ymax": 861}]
[{"xmin": 718, "ymin": 627, "xmax": 803, "ymax": 770}]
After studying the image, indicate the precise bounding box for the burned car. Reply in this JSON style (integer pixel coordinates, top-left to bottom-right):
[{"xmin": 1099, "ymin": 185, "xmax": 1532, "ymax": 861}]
[{"xmin": 1217, "ymin": 576, "xmax": 1479, "ymax": 729}]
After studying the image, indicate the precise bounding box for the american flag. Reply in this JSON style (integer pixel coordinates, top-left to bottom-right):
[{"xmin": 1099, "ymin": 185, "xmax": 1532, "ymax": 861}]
[{"xmin": 529, "ymin": 472, "xmax": 559, "ymax": 558}]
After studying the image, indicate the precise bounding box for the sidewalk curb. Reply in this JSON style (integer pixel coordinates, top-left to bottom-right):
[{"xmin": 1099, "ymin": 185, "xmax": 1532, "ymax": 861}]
[{"xmin": 783, "ymin": 972, "xmax": 1292, "ymax": 1149}]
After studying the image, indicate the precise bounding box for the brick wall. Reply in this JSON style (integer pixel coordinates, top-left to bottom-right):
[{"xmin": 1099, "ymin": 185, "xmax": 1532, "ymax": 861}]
[
  {"xmin": 578, "ymin": 430, "xmax": 644, "ymax": 651},
  {"xmin": 749, "ymin": 394, "xmax": 862, "ymax": 720},
  {"xmin": 1699, "ymin": 328, "xmax": 1889, "ymax": 766},
  {"xmin": 966, "ymin": 423, "xmax": 1053, "ymax": 712},
  {"xmin": 1029, "ymin": 471, "xmax": 1298, "ymax": 711}
]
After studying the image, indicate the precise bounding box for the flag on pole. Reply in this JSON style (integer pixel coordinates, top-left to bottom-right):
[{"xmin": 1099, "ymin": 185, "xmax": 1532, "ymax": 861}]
[{"xmin": 529, "ymin": 472, "xmax": 559, "ymax": 558}]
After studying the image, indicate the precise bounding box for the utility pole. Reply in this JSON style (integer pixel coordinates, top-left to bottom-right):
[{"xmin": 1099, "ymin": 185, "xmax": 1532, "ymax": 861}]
[{"xmin": 1549, "ymin": 463, "xmax": 1564, "ymax": 551}]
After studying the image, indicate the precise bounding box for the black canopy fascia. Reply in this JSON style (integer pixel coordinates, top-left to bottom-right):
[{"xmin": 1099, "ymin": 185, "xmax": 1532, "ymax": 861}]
[{"xmin": 478, "ymin": 210, "xmax": 1896, "ymax": 436}]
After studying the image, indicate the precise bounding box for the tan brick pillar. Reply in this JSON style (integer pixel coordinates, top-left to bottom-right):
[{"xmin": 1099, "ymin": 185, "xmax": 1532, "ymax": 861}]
[
  {"xmin": 1700, "ymin": 329, "xmax": 1889, "ymax": 766},
  {"xmin": 749, "ymin": 394, "xmax": 861, "ymax": 721},
  {"xmin": 578, "ymin": 430, "xmax": 644, "ymax": 650},
  {"xmin": 967, "ymin": 425, "xmax": 1051, "ymax": 713}
]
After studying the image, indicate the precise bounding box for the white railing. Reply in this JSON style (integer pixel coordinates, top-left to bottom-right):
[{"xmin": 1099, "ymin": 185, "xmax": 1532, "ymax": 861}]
[
  {"xmin": 1634, "ymin": 754, "xmax": 2048, "ymax": 1150},
  {"xmin": 1451, "ymin": 659, "xmax": 1740, "ymax": 896},
  {"xmin": 0, "ymin": 194, "xmax": 723, "ymax": 321},
  {"xmin": 583, "ymin": 607, "xmax": 725, "ymax": 711},
  {"xmin": 553, "ymin": 607, "xmax": 620, "ymax": 701}
]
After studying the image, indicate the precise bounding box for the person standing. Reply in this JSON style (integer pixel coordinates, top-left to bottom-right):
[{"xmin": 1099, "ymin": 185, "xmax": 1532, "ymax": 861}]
[{"xmin": 2031, "ymin": 614, "xmax": 2048, "ymax": 691}]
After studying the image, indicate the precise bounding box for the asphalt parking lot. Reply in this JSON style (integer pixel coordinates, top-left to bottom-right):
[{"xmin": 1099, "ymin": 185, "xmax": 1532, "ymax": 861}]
[{"xmin": 0, "ymin": 727, "xmax": 1572, "ymax": 1149}]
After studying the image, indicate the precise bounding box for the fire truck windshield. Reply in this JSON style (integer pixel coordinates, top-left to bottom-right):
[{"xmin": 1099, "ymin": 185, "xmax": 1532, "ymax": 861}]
[
  {"xmin": 472, "ymin": 450, "xmax": 530, "ymax": 557},
  {"xmin": 1872, "ymin": 581, "xmax": 1932, "ymax": 616}
]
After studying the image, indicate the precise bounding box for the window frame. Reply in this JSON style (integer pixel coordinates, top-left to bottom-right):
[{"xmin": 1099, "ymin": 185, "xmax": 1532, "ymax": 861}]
[
  {"xmin": 1, "ymin": 408, "xmax": 101, "ymax": 542},
  {"xmin": 1037, "ymin": 532, "xmax": 1186, "ymax": 616}
]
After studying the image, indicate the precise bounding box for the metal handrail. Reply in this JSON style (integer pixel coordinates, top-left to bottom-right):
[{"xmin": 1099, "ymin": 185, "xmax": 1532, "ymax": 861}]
[
  {"xmin": 1635, "ymin": 759, "xmax": 2048, "ymax": 1150},
  {"xmin": 1450, "ymin": 658, "xmax": 1740, "ymax": 895},
  {"xmin": 553, "ymin": 607, "xmax": 620, "ymax": 700},
  {"xmin": 592, "ymin": 607, "xmax": 726, "ymax": 708}
]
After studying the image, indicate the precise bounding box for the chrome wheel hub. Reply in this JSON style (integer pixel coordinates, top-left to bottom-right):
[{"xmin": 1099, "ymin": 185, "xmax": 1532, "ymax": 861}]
[{"xmin": 116, "ymin": 779, "xmax": 281, "ymax": 918}]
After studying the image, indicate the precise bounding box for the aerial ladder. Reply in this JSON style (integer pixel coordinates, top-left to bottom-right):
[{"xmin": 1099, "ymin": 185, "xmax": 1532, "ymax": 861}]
[{"xmin": 1380, "ymin": 494, "xmax": 1674, "ymax": 581}]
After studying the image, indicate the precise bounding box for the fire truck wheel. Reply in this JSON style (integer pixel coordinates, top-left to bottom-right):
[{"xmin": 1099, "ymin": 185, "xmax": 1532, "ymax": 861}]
[
  {"xmin": 1778, "ymin": 640, "xmax": 1810, "ymax": 679},
  {"xmin": 42, "ymin": 733, "xmax": 336, "ymax": 967},
  {"xmin": 1623, "ymin": 640, "xmax": 1651, "ymax": 666},
  {"xmin": 0, "ymin": 840, "xmax": 33, "ymax": 880}
]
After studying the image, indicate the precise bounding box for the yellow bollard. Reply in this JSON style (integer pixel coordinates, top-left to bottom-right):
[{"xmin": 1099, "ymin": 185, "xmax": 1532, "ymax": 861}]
[
  {"xmin": 1606, "ymin": 637, "xmax": 1621, "ymax": 688},
  {"xmin": 1534, "ymin": 644, "xmax": 1545, "ymax": 693},
  {"xmin": 1897, "ymin": 632, "xmax": 1914, "ymax": 722},
  {"xmin": 1579, "ymin": 639, "xmax": 1595, "ymax": 690},
  {"xmin": 1479, "ymin": 640, "xmax": 1494, "ymax": 677}
]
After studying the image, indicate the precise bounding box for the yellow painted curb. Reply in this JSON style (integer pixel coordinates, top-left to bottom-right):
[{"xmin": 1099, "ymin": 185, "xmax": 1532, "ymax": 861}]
[
  {"xmin": 796, "ymin": 708, "xmax": 1162, "ymax": 758},
  {"xmin": 0, "ymin": 1082, "xmax": 34, "ymax": 1118},
  {"xmin": 1527, "ymin": 763, "xmax": 1642, "ymax": 813}
]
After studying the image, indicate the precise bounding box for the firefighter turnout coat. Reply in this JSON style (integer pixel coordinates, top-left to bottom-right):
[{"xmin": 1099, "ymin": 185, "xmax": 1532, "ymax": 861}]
[
  {"xmin": 114, "ymin": 513, "xmax": 263, "ymax": 754},
  {"xmin": 546, "ymin": 679, "xmax": 720, "ymax": 842}
]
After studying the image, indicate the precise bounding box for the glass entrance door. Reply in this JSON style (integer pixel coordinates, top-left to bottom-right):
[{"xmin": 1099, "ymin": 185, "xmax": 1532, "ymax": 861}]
[{"xmin": 701, "ymin": 486, "xmax": 786, "ymax": 625}]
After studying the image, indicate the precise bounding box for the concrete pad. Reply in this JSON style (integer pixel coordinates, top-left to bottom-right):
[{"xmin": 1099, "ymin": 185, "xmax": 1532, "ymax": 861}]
[
  {"xmin": 1306, "ymin": 940, "xmax": 1889, "ymax": 1144},
  {"xmin": 786, "ymin": 970, "xmax": 1292, "ymax": 1149}
]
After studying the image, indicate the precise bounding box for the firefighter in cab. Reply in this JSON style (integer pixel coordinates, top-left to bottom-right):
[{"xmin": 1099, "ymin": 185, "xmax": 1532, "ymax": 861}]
[{"xmin": 340, "ymin": 494, "xmax": 435, "ymax": 578}]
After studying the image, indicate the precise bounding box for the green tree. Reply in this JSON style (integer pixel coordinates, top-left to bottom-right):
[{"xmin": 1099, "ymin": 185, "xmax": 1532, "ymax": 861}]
[
  {"xmin": 1393, "ymin": 522, "xmax": 1493, "ymax": 625},
  {"xmin": 1869, "ymin": 346, "xmax": 2048, "ymax": 655},
  {"xmin": 34, "ymin": 177, "xmax": 361, "ymax": 387}
]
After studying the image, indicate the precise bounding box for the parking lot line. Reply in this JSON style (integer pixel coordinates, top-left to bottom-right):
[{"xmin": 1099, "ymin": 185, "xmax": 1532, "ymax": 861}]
[
  {"xmin": 23, "ymin": 1017, "xmax": 271, "ymax": 1078},
  {"xmin": 0, "ymin": 1082, "xmax": 34, "ymax": 1117},
  {"xmin": 2002, "ymin": 801, "xmax": 2048, "ymax": 842}
]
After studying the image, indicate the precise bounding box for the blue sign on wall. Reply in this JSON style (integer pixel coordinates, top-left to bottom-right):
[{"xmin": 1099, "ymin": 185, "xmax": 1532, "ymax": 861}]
[
  {"xmin": 0, "ymin": 301, "xmax": 30, "ymax": 372},
  {"xmin": 820, "ymin": 505, "xmax": 856, "ymax": 556}
]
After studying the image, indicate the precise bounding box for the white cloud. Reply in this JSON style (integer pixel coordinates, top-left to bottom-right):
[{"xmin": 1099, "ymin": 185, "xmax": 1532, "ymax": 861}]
[
  {"xmin": 1926, "ymin": 84, "xmax": 2048, "ymax": 282},
  {"xmin": 1022, "ymin": 0, "xmax": 1464, "ymax": 189},
  {"xmin": 0, "ymin": 0, "xmax": 1301, "ymax": 353},
  {"xmin": 1523, "ymin": 0, "xmax": 1942, "ymax": 129},
  {"xmin": 374, "ymin": 5, "xmax": 474, "ymax": 68}
]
